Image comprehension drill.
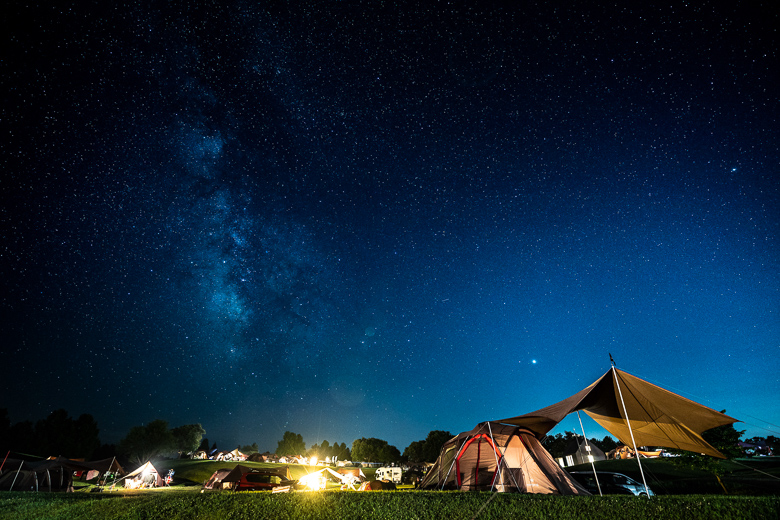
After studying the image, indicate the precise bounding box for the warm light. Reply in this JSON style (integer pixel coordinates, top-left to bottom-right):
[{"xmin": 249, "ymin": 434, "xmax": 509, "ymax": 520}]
[
  {"xmin": 310, "ymin": 456, "xmax": 318, "ymax": 466},
  {"xmin": 299, "ymin": 471, "xmax": 327, "ymax": 491}
]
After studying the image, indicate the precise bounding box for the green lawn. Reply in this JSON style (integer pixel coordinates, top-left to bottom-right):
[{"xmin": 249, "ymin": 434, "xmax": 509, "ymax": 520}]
[
  {"xmin": 13, "ymin": 457, "xmax": 772, "ymax": 520},
  {"xmin": 1, "ymin": 490, "xmax": 778, "ymax": 520}
]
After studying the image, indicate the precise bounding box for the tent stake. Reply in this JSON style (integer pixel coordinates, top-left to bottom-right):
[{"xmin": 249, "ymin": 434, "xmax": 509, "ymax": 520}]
[
  {"xmin": 612, "ymin": 366, "xmax": 651, "ymax": 497},
  {"xmin": 576, "ymin": 411, "xmax": 602, "ymax": 496}
]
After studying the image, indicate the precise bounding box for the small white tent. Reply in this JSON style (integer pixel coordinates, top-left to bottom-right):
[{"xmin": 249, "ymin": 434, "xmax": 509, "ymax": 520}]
[{"xmin": 123, "ymin": 461, "xmax": 162, "ymax": 489}]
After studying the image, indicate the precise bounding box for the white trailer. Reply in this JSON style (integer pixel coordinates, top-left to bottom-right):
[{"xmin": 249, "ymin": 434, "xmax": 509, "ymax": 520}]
[{"xmin": 374, "ymin": 466, "xmax": 402, "ymax": 483}]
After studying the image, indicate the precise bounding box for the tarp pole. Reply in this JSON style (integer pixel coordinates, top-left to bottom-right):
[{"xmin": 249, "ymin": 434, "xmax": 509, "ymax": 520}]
[
  {"xmin": 576, "ymin": 411, "xmax": 602, "ymax": 496},
  {"xmin": 9, "ymin": 461, "xmax": 24, "ymax": 491},
  {"xmin": 612, "ymin": 366, "xmax": 651, "ymax": 497},
  {"xmin": 107, "ymin": 456, "xmax": 118, "ymax": 489}
]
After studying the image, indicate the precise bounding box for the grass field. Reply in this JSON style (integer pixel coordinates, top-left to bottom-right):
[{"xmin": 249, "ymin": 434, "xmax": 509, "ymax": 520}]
[
  {"xmin": 1, "ymin": 490, "xmax": 778, "ymax": 520},
  {"xmin": 1, "ymin": 457, "xmax": 777, "ymax": 519}
]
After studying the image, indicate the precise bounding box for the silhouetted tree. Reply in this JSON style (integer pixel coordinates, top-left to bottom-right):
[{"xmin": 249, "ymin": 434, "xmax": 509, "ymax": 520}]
[
  {"xmin": 403, "ymin": 430, "xmax": 454, "ymax": 462},
  {"xmin": 0, "ymin": 409, "xmax": 10, "ymax": 450},
  {"xmin": 668, "ymin": 411, "xmax": 745, "ymax": 476},
  {"xmin": 239, "ymin": 443, "xmax": 259, "ymax": 454},
  {"xmin": 592, "ymin": 435, "xmax": 618, "ymax": 454},
  {"xmin": 118, "ymin": 419, "xmax": 175, "ymax": 465},
  {"xmin": 8, "ymin": 420, "xmax": 35, "ymax": 454},
  {"xmin": 171, "ymin": 424, "xmax": 206, "ymax": 456},
  {"xmin": 276, "ymin": 431, "xmax": 305, "ymax": 456},
  {"xmin": 542, "ymin": 431, "xmax": 577, "ymax": 458},
  {"xmin": 352, "ymin": 437, "xmax": 400, "ymax": 463}
]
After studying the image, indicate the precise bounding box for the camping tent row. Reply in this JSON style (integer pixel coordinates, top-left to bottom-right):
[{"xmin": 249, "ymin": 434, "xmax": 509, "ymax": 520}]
[
  {"xmin": 0, "ymin": 457, "xmax": 124, "ymax": 492},
  {"xmin": 421, "ymin": 367, "xmax": 738, "ymax": 494}
]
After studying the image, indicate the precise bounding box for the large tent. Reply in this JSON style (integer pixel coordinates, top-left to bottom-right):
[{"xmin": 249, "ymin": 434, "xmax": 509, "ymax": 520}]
[
  {"xmin": 0, "ymin": 456, "xmax": 124, "ymax": 492},
  {"xmin": 419, "ymin": 422, "xmax": 590, "ymax": 494},
  {"xmin": 498, "ymin": 367, "xmax": 738, "ymax": 458}
]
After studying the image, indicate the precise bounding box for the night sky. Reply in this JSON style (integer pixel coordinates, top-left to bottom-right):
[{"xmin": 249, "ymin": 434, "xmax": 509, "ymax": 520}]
[{"xmin": 2, "ymin": 2, "xmax": 778, "ymax": 455}]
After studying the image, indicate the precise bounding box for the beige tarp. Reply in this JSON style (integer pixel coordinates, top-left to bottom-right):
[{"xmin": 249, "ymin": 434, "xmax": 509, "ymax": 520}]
[{"xmin": 498, "ymin": 368, "xmax": 738, "ymax": 458}]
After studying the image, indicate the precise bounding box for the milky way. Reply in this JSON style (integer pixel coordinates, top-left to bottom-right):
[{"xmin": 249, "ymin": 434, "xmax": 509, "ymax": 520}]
[{"xmin": 2, "ymin": 2, "xmax": 777, "ymax": 451}]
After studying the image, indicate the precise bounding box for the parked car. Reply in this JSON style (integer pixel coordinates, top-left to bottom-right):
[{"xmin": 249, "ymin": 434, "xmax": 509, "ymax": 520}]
[
  {"xmin": 236, "ymin": 470, "xmax": 294, "ymax": 491},
  {"xmin": 568, "ymin": 471, "xmax": 654, "ymax": 496}
]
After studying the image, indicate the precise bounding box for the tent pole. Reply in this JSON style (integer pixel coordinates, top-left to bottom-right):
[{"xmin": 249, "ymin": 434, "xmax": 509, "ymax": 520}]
[
  {"xmin": 1, "ymin": 450, "xmax": 9, "ymax": 473},
  {"xmin": 612, "ymin": 366, "xmax": 651, "ymax": 497},
  {"xmin": 576, "ymin": 411, "xmax": 602, "ymax": 496},
  {"xmin": 441, "ymin": 437, "xmax": 466, "ymax": 490},
  {"xmin": 9, "ymin": 461, "xmax": 24, "ymax": 491},
  {"xmin": 486, "ymin": 422, "xmax": 506, "ymax": 492}
]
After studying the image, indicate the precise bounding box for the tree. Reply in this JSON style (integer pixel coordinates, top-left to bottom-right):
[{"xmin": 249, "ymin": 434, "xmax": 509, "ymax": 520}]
[
  {"xmin": 198, "ymin": 438, "xmax": 210, "ymax": 453},
  {"xmin": 8, "ymin": 420, "xmax": 35, "ymax": 454},
  {"xmin": 592, "ymin": 435, "xmax": 618, "ymax": 454},
  {"xmin": 542, "ymin": 431, "xmax": 577, "ymax": 458},
  {"xmin": 332, "ymin": 442, "xmax": 351, "ymax": 461},
  {"xmin": 240, "ymin": 443, "xmax": 259, "ymax": 454},
  {"xmin": 668, "ymin": 411, "xmax": 745, "ymax": 476},
  {"xmin": 171, "ymin": 424, "xmax": 206, "ymax": 456},
  {"xmin": 351, "ymin": 437, "xmax": 401, "ymax": 463},
  {"xmin": 118, "ymin": 419, "xmax": 176, "ymax": 465},
  {"xmin": 422, "ymin": 431, "xmax": 453, "ymax": 462},
  {"xmin": 403, "ymin": 430, "xmax": 454, "ymax": 462},
  {"xmin": 0, "ymin": 409, "xmax": 10, "ymax": 450},
  {"xmin": 35, "ymin": 409, "xmax": 74, "ymax": 456},
  {"xmin": 403, "ymin": 440, "xmax": 424, "ymax": 462},
  {"xmin": 72, "ymin": 414, "xmax": 101, "ymax": 459},
  {"xmin": 31, "ymin": 409, "xmax": 101, "ymax": 459},
  {"xmin": 701, "ymin": 414, "xmax": 744, "ymax": 459},
  {"xmin": 276, "ymin": 431, "xmax": 305, "ymax": 456}
]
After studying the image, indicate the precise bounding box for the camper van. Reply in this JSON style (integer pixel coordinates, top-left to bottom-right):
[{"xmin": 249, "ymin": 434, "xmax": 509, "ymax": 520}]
[{"xmin": 374, "ymin": 466, "xmax": 402, "ymax": 483}]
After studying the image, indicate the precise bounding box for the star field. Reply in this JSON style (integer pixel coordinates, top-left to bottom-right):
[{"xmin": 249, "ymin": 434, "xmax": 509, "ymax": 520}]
[{"xmin": 2, "ymin": 1, "xmax": 778, "ymax": 452}]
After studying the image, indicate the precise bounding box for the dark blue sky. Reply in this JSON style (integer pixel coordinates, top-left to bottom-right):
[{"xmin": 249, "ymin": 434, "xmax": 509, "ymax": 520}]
[{"xmin": 2, "ymin": 1, "xmax": 778, "ymax": 454}]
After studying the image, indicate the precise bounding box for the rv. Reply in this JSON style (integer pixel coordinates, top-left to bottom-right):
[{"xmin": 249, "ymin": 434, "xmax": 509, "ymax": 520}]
[{"xmin": 374, "ymin": 466, "xmax": 402, "ymax": 483}]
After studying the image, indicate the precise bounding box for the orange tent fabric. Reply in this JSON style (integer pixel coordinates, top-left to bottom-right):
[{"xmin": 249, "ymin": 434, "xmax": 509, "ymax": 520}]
[{"xmin": 499, "ymin": 368, "xmax": 738, "ymax": 458}]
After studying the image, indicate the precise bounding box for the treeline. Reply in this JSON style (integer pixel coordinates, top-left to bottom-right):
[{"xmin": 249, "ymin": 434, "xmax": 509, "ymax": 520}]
[
  {"xmin": 542, "ymin": 431, "xmax": 619, "ymax": 458},
  {"xmin": 0, "ymin": 408, "xmax": 108, "ymax": 460},
  {"xmin": 0, "ymin": 409, "xmax": 204, "ymax": 466},
  {"xmin": 268, "ymin": 432, "xmax": 353, "ymax": 461}
]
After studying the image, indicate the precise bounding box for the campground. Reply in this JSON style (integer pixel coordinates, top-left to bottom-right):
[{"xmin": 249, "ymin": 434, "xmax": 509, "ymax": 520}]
[
  {"xmin": 156, "ymin": 456, "xmax": 780, "ymax": 496},
  {"xmin": 1, "ymin": 458, "xmax": 778, "ymax": 519}
]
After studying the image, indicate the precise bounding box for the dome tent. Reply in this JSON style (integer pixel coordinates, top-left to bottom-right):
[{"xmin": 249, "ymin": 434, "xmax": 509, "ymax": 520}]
[{"xmin": 419, "ymin": 422, "xmax": 590, "ymax": 494}]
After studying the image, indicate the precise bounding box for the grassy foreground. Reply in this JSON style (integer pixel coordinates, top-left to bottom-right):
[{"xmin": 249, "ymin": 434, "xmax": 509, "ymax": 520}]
[{"xmin": 1, "ymin": 490, "xmax": 779, "ymax": 520}]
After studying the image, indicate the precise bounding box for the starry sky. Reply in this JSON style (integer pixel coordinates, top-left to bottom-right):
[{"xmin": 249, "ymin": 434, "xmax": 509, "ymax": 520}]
[{"xmin": 2, "ymin": 1, "xmax": 778, "ymax": 455}]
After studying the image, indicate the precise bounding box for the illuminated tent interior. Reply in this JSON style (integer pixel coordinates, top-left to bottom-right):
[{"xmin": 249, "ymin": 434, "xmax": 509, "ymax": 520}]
[
  {"xmin": 419, "ymin": 422, "xmax": 591, "ymax": 494},
  {"xmin": 123, "ymin": 461, "xmax": 162, "ymax": 488},
  {"xmin": 498, "ymin": 367, "xmax": 738, "ymax": 458}
]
